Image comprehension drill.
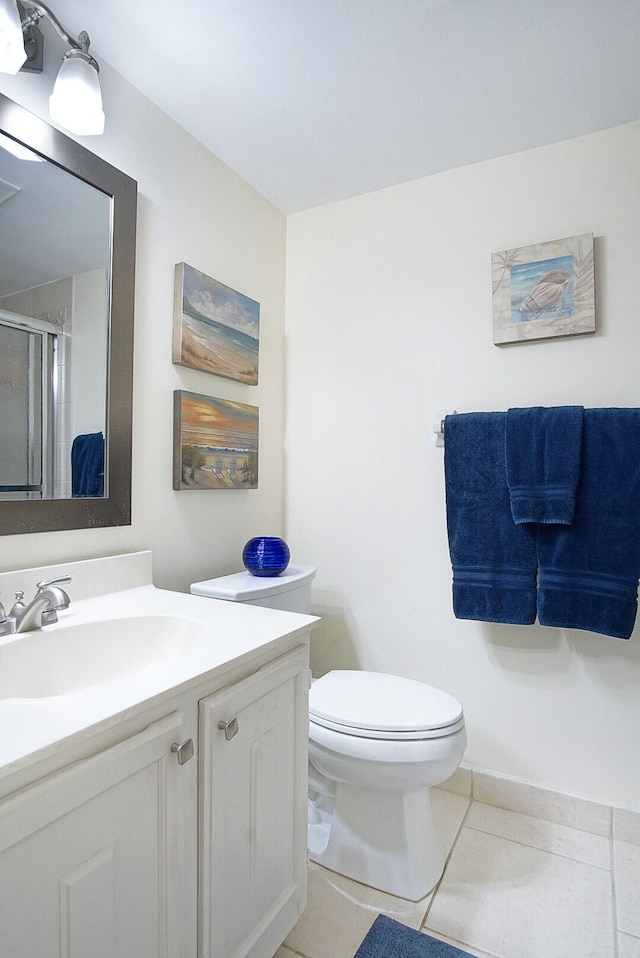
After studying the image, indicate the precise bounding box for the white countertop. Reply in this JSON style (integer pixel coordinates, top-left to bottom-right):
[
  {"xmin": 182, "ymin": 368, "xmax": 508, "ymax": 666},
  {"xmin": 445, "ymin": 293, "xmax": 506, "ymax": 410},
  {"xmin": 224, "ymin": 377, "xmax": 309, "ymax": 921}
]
[{"xmin": 0, "ymin": 582, "xmax": 317, "ymax": 787}]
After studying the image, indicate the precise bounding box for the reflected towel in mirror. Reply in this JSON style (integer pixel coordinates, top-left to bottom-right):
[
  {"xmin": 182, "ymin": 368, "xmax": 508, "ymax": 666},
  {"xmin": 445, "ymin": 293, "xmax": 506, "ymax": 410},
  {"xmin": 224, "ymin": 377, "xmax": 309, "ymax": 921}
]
[{"xmin": 72, "ymin": 432, "xmax": 104, "ymax": 497}]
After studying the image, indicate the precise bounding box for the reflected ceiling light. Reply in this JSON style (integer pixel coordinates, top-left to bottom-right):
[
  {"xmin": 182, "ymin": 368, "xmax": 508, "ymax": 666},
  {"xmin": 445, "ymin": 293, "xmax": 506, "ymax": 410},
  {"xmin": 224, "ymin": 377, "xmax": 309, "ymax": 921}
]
[
  {"xmin": 0, "ymin": 0, "xmax": 26, "ymax": 73},
  {"xmin": 0, "ymin": 129, "xmax": 44, "ymax": 158},
  {"xmin": 0, "ymin": 1, "xmax": 104, "ymax": 136}
]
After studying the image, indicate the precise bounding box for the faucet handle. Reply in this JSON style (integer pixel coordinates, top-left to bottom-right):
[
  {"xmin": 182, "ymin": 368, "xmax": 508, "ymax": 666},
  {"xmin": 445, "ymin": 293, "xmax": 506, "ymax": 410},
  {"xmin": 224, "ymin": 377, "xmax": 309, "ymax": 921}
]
[
  {"xmin": 0, "ymin": 595, "xmax": 14, "ymax": 636},
  {"xmin": 36, "ymin": 575, "xmax": 72, "ymax": 591},
  {"xmin": 9, "ymin": 591, "xmax": 26, "ymax": 621}
]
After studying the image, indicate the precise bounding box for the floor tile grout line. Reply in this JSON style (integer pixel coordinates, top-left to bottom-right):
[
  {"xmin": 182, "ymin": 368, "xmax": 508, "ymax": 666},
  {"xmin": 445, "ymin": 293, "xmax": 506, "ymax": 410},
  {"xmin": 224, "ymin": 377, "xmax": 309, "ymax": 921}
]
[
  {"xmin": 461, "ymin": 822, "xmax": 613, "ymax": 870},
  {"xmin": 422, "ymin": 795, "xmax": 618, "ymax": 958},
  {"xmin": 280, "ymin": 934, "xmax": 318, "ymax": 958},
  {"xmin": 422, "ymin": 929, "xmax": 503, "ymax": 958},
  {"xmin": 610, "ymin": 833, "xmax": 621, "ymax": 958},
  {"xmin": 461, "ymin": 796, "xmax": 615, "ymax": 842},
  {"xmin": 420, "ymin": 795, "xmax": 474, "ymax": 931},
  {"xmin": 449, "ymin": 938, "xmax": 502, "ymax": 958}
]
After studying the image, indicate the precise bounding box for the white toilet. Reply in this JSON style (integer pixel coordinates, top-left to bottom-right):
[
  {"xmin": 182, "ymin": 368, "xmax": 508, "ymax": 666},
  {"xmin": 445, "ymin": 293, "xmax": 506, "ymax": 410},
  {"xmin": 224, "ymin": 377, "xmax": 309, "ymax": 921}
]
[{"xmin": 190, "ymin": 563, "xmax": 467, "ymax": 902}]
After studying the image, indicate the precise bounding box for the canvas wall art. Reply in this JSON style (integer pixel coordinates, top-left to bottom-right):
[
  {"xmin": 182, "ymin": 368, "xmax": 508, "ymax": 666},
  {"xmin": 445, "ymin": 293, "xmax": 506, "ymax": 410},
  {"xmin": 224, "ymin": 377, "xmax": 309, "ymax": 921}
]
[
  {"xmin": 173, "ymin": 263, "xmax": 260, "ymax": 384},
  {"xmin": 173, "ymin": 390, "xmax": 259, "ymax": 490},
  {"xmin": 492, "ymin": 233, "xmax": 595, "ymax": 345}
]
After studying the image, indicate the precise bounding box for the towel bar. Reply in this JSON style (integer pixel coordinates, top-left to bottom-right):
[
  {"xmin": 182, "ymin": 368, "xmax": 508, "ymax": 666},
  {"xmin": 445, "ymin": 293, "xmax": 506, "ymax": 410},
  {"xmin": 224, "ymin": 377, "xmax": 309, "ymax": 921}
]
[{"xmin": 433, "ymin": 409, "xmax": 456, "ymax": 447}]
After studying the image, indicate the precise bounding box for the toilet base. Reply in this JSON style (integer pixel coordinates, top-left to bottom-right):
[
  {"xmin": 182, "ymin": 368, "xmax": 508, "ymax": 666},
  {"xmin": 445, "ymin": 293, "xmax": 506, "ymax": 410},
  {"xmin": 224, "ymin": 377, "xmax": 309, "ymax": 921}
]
[{"xmin": 308, "ymin": 782, "xmax": 444, "ymax": 901}]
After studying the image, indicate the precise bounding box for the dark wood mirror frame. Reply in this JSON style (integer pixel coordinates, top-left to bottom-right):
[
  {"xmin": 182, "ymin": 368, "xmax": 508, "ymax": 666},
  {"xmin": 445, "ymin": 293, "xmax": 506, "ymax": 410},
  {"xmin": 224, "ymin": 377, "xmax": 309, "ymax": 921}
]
[{"xmin": 0, "ymin": 92, "xmax": 137, "ymax": 535}]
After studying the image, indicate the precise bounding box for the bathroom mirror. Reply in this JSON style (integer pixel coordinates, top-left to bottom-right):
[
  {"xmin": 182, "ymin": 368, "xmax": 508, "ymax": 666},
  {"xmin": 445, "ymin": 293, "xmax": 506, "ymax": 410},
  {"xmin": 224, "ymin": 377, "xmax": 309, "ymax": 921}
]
[{"xmin": 0, "ymin": 92, "xmax": 136, "ymax": 535}]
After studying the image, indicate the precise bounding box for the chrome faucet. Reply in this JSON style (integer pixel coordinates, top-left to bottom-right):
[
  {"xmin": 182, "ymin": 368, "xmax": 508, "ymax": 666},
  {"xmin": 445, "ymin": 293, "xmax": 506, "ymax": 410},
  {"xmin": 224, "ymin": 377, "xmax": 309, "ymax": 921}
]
[{"xmin": 0, "ymin": 575, "xmax": 71, "ymax": 635}]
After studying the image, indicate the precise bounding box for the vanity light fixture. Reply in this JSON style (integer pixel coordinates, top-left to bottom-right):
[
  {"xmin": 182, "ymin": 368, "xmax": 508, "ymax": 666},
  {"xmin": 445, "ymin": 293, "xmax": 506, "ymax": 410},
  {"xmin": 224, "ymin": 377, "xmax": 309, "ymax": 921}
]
[
  {"xmin": 0, "ymin": 0, "xmax": 104, "ymax": 136},
  {"xmin": 0, "ymin": 0, "xmax": 27, "ymax": 73}
]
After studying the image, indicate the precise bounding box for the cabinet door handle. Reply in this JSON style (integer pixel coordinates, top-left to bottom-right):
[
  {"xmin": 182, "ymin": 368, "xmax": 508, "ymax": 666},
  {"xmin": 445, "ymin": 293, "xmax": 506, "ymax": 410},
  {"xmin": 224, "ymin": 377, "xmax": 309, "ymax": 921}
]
[
  {"xmin": 171, "ymin": 738, "xmax": 195, "ymax": 765},
  {"xmin": 218, "ymin": 717, "xmax": 239, "ymax": 741}
]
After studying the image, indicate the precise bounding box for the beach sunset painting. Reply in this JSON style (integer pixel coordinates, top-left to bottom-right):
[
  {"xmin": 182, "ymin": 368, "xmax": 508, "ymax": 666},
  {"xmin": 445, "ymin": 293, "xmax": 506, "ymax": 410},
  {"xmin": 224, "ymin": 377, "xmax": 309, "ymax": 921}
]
[
  {"xmin": 173, "ymin": 263, "xmax": 260, "ymax": 384},
  {"xmin": 173, "ymin": 390, "xmax": 259, "ymax": 490}
]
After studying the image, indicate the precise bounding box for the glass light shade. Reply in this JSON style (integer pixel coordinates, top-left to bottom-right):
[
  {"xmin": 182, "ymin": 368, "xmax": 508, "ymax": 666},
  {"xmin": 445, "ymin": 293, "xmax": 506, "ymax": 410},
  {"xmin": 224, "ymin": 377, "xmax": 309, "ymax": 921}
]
[
  {"xmin": 0, "ymin": 0, "xmax": 27, "ymax": 74},
  {"xmin": 49, "ymin": 51, "xmax": 105, "ymax": 136}
]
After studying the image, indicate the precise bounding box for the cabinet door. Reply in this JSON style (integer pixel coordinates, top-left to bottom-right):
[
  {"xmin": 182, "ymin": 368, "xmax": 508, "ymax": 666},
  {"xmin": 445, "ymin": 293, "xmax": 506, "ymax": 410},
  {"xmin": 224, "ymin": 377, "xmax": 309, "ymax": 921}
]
[
  {"xmin": 0, "ymin": 710, "xmax": 197, "ymax": 958},
  {"xmin": 199, "ymin": 645, "xmax": 309, "ymax": 958}
]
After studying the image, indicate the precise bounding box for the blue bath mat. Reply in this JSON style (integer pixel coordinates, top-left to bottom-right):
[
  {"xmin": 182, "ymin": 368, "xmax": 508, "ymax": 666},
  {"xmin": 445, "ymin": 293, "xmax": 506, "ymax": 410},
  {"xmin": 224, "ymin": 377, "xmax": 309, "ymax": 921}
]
[{"xmin": 354, "ymin": 915, "xmax": 474, "ymax": 958}]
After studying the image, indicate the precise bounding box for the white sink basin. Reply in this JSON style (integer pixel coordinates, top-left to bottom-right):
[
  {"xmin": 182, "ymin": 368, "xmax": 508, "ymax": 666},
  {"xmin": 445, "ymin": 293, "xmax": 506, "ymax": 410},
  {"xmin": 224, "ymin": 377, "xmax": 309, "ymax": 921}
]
[{"xmin": 0, "ymin": 615, "xmax": 209, "ymax": 699}]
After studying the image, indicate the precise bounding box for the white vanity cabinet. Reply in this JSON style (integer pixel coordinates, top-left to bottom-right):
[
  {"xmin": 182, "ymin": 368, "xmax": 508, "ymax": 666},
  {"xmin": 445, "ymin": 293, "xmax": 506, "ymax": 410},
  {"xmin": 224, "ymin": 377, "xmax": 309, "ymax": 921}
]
[
  {"xmin": 0, "ymin": 708, "xmax": 197, "ymax": 958},
  {"xmin": 0, "ymin": 641, "xmax": 309, "ymax": 958},
  {"xmin": 199, "ymin": 645, "xmax": 309, "ymax": 958}
]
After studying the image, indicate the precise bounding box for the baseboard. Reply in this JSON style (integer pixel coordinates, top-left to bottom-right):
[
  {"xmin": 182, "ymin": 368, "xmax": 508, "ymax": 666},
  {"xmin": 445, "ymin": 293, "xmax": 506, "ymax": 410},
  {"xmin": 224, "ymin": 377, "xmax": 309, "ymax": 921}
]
[{"xmin": 438, "ymin": 765, "xmax": 640, "ymax": 845}]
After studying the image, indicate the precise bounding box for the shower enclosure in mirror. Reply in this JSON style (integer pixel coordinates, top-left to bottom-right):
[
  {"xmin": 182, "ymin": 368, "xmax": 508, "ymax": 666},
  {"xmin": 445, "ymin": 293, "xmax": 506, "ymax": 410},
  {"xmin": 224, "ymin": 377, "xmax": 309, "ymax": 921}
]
[
  {"xmin": 0, "ymin": 312, "xmax": 56, "ymax": 498},
  {"xmin": 0, "ymin": 92, "xmax": 136, "ymax": 534}
]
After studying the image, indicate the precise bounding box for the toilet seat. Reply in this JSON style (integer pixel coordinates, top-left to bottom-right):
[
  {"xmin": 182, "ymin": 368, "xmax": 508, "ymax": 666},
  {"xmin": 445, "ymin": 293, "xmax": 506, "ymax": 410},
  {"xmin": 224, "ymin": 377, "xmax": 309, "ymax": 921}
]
[{"xmin": 309, "ymin": 670, "xmax": 464, "ymax": 740}]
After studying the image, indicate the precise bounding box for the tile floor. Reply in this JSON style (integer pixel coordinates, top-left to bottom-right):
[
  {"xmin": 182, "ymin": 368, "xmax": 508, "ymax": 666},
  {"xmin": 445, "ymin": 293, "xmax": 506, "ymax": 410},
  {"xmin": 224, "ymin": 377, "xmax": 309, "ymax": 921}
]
[{"xmin": 275, "ymin": 786, "xmax": 640, "ymax": 958}]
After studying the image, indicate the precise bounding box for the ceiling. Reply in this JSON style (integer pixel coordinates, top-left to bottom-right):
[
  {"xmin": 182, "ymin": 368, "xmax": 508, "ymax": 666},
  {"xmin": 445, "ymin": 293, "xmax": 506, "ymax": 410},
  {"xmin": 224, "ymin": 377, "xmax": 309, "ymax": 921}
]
[{"xmin": 34, "ymin": 0, "xmax": 640, "ymax": 213}]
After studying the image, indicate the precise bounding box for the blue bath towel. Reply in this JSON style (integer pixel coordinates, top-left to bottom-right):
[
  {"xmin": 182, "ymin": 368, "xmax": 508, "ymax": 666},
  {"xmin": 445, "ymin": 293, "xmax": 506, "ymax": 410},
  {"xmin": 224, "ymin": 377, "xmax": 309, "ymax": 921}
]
[
  {"xmin": 537, "ymin": 408, "xmax": 640, "ymax": 639},
  {"xmin": 71, "ymin": 432, "xmax": 104, "ymax": 497},
  {"xmin": 444, "ymin": 412, "xmax": 537, "ymax": 625},
  {"xmin": 505, "ymin": 406, "xmax": 584, "ymax": 525}
]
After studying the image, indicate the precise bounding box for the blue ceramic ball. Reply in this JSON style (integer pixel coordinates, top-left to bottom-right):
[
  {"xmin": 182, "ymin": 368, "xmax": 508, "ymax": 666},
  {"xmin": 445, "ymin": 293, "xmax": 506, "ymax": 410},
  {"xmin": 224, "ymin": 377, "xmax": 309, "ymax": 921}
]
[{"xmin": 242, "ymin": 536, "xmax": 290, "ymax": 577}]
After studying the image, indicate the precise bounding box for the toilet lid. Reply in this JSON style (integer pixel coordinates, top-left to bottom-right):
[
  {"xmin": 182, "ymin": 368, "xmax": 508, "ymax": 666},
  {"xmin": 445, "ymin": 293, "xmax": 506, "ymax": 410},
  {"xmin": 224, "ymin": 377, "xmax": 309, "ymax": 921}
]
[{"xmin": 309, "ymin": 670, "xmax": 464, "ymax": 739}]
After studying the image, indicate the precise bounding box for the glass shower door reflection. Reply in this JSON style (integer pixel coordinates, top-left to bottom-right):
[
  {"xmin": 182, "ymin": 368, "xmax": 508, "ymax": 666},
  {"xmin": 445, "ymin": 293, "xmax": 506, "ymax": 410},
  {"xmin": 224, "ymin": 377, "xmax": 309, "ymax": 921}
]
[{"xmin": 0, "ymin": 321, "xmax": 55, "ymax": 499}]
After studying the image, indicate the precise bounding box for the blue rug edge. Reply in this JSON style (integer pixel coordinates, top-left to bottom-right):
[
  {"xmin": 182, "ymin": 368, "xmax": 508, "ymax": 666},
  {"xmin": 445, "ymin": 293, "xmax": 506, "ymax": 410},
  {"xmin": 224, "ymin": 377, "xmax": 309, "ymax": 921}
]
[{"xmin": 353, "ymin": 914, "xmax": 474, "ymax": 958}]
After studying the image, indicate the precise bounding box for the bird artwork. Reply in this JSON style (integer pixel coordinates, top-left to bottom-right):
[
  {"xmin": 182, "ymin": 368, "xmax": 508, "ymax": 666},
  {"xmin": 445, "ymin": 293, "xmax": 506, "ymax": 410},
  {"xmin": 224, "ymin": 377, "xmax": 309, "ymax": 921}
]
[{"xmin": 519, "ymin": 269, "xmax": 570, "ymax": 315}]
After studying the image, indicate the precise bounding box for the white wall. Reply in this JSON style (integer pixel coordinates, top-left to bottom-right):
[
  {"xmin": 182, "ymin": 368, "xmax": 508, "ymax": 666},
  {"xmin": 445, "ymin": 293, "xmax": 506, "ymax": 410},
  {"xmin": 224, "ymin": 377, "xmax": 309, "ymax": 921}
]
[
  {"xmin": 71, "ymin": 269, "xmax": 108, "ymax": 439},
  {"xmin": 0, "ymin": 56, "xmax": 287, "ymax": 592},
  {"xmin": 285, "ymin": 121, "xmax": 640, "ymax": 808}
]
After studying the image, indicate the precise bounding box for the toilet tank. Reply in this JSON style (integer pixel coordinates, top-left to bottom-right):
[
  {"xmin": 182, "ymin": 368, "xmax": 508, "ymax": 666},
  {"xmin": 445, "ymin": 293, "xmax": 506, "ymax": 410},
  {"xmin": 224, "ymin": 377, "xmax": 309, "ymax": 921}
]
[{"xmin": 190, "ymin": 564, "xmax": 316, "ymax": 613}]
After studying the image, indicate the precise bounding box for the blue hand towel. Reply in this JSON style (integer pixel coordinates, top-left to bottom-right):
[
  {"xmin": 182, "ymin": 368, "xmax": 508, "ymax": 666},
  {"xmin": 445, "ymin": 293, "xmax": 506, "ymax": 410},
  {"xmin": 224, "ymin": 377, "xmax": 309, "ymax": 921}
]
[
  {"xmin": 537, "ymin": 408, "xmax": 640, "ymax": 639},
  {"xmin": 71, "ymin": 432, "xmax": 105, "ymax": 497},
  {"xmin": 444, "ymin": 412, "xmax": 537, "ymax": 625},
  {"xmin": 505, "ymin": 406, "xmax": 584, "ymax": 525}
]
